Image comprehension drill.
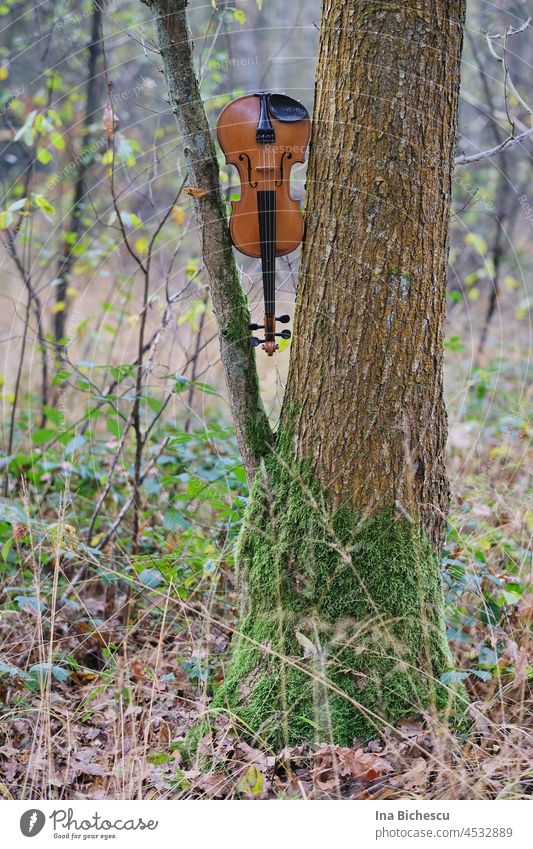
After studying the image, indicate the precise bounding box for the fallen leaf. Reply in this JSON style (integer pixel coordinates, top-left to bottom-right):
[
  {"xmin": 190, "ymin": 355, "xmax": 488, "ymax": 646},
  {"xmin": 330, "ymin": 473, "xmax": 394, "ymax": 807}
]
[
  {"xmin": 393, "ymin": 757, "xmax": 427, "ymax": 791},
  {"xmin": 236, "ymin": 764, "xmax": 264, "ymax": 797},
  {"xmin": 184, "ymin": 186, "xmax": 208, "ymax": 199},
  {"xmin": 295, "ymin": 630, "xmax": 319, "ymax": 658}
]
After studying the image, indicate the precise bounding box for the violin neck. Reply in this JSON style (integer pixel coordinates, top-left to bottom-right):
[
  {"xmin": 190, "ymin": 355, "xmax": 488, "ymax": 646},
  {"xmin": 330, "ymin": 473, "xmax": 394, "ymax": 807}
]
[{"xmin": 257, "ymin": 189, "xmax": 276, "ymax": 319}]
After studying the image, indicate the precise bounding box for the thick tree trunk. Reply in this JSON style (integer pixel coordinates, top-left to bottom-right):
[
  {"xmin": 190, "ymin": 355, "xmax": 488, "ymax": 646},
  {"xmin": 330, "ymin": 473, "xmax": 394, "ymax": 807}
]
[{"xmin": 213, "ymin": 0, "xmax": 467, "ymax": 746}]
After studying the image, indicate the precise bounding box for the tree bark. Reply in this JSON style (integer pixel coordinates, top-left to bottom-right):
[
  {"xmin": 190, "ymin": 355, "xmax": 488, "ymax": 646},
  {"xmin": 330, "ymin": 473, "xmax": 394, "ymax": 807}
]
[
  {"xmin": 142, "ymin": 0, "xmax": 272, "ymax": 480},
  {"xmin": 209, "ymin": 0, "xmax": 467, "ymax": 746},
  {"xmin": 284, "ymin": 0, "xmax": 466, "ymax": 550}
]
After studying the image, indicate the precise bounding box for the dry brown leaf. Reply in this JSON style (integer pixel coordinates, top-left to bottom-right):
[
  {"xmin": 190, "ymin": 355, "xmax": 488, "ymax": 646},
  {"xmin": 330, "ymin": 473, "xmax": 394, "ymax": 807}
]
[
  {"xmin": 393, "ymin": 757, "xmax": 428, "ymax": 791},
  {"xmin": 313, "ymin": 744, "xmax": 393, "ymax": 789},
  {"xmin": 130, "ymin": 658, "xmax": 146, "ymax": 681},
  {"xmin": 75, "ymin": 761, "xmax": 106, "ymax": 777},
  {"xmin": 184, "ymin": 186, "xmax": 208, "ymax": 199},
  {"xmin": 398, "ymin": 718, "xmax": 424, "ymax": 739},
  {"xmin": 103, "ymin": 103, "xmax": 118, "ymax": 138}
]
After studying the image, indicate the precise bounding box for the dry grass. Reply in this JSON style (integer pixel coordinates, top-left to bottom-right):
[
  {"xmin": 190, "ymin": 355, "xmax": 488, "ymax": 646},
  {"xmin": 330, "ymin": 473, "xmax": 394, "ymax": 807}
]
[{"xmin": 0, "ymin": 305, "xmax": 531, "ymax": 800}]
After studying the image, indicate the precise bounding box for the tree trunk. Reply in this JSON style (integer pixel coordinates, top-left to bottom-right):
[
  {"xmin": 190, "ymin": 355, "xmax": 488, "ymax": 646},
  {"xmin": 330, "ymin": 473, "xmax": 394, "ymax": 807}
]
[
  {"xmin": 54, "ymin": 4, "xmax": 102, "ymax": 347},
  {"xmin": 143, "ymin": 0, "xmax": 272, "ymax": 481},
  {"xmin": 213, "ymin": 0, "xmax": 467, "ymax": 746}
]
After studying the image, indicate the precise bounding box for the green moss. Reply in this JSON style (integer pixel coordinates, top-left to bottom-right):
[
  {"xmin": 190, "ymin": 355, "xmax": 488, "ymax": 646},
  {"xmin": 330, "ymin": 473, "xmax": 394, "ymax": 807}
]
[
  {"xmin": 242, "ymin": 409, "xmax": 273, "ymax": 464},
  {"xmin": 209, "ymin": 435, "xmax": 465, "ymax": 748}
]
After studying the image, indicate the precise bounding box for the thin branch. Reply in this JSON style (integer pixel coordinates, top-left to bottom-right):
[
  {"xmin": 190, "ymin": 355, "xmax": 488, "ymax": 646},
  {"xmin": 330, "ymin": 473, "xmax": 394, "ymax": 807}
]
[
  {"xmin": 2, "ymin": 291, "xmax": 31, "ymax": 496},
  {"xmin": 454, "ymin": 125, "xmax": 533, "ymax": 165}
]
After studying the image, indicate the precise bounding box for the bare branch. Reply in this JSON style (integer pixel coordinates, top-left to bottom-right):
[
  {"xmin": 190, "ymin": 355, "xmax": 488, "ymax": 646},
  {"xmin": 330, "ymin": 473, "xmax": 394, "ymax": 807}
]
[{"xmin": 454, "ymin": 125, "xmax": 533, "ymax": 165}]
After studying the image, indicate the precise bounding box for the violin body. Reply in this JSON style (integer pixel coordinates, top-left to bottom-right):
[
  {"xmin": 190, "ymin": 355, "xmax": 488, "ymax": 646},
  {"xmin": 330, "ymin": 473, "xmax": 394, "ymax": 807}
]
[
  {"xmin": 216, "ymin": 92, "xmax": 310, "ymax": 355},
  {"xmin": 217, "ymin": 94, "xmax": 311, "ymax": 258}
]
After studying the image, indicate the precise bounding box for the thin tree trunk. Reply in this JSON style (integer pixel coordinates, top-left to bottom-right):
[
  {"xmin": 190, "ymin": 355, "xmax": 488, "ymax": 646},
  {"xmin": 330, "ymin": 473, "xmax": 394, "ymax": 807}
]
[
  {"xmin": 466, "ymin": 31, "xmax": 512, "ymax": 361},
  {"xmin": 210, "ymin": 0, "xmax": 467, "ymax": 747},
  {"xmin": 143, "ymin": 0, "xmax": 272, "ymax": 480},
  {"xmin": 54, "ymin": 4, "xmax": 102, "ymax": 347}
]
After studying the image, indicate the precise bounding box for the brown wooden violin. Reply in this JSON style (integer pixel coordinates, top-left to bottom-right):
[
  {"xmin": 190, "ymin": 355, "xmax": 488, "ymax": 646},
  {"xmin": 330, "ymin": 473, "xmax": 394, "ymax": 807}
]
[{"xmin": 216, "ymin": 92, "xmax": 311, "ymax": 355}]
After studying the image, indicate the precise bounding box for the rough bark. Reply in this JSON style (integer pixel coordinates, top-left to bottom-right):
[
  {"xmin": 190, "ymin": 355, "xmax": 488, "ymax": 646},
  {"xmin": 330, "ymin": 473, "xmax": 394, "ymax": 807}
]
[
  {"xmin": 143, "ymin": 0, "xmax": 272, "ymax": 480},
  {"xmin": 285, "ymin": 0, "xmax": 467, "ymax": 549},
  {"xmin": 208, "ymin": 0, "xmax": 468, "ymax": 747}
]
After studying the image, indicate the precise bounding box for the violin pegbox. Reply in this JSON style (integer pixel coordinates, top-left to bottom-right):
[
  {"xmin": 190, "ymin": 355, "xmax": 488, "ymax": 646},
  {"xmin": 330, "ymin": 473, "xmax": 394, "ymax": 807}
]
[{"xmin": 250, "ymin": 315, "xmax": 292, "ymax": 357}]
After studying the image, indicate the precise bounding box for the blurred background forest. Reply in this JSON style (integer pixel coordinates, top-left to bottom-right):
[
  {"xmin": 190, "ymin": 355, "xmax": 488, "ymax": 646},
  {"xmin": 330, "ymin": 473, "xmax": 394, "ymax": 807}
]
[{"xmin": 0, "ymin": 0, "xmax": 531, "ymax": 799}]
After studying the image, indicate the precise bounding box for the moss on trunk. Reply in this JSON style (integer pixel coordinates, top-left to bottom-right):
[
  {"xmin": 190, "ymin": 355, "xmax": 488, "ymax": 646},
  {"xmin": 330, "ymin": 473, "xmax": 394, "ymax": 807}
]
[{"xmin": 209, "ymin": 435, "xmax": 458, "ymax": 748}]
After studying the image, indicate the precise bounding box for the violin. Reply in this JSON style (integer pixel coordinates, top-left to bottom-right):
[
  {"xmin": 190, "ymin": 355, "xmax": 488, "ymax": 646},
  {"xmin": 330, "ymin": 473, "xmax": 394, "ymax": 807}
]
[{"xmin": 216, "ymin": 92, "xmax": 311, "ymax": 355}]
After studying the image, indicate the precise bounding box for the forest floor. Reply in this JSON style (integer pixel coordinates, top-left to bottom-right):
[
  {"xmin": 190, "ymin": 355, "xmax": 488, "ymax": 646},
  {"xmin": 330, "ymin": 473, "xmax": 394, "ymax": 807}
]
[{"xmin": 0, "ymin": 322, "xmax": 531, "ymax": 800}]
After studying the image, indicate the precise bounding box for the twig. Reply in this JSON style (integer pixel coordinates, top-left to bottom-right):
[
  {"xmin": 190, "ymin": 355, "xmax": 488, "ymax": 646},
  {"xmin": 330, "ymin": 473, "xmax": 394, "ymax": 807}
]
[
  {"xmin": 95, "ymin": 436, "xmax": 171, "ymax": 551},
  {"xmin": 454, "ymin": 126, "xmax": 533, "ymax": 165},
  {"xmin": 2, "ymin": 290, "xmax": 31, "ymax": 496}
]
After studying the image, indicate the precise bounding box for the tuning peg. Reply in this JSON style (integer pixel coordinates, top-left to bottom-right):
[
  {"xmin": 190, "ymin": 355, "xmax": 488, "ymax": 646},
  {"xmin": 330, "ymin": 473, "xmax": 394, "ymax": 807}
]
[
  {"xmin": 249, "ymin": 322, "xmax": 264, "ymax": 331},
  {"xmin": 276, "ymin": 314, "xmax": 290, "ymax": 324},
  {"xmin": 276, "ymin": 329, "xmax": 291, "ymax": 340},
  {"xmin": 251, "ymin": 336, "xmax": 265, "ymax": 347}
]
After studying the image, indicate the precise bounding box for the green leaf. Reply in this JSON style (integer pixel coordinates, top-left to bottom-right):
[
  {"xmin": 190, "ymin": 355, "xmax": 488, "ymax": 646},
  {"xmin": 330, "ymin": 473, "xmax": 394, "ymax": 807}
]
[
  {"xmin": 472, "ymin": 669, "xmax": 492, "ymax": 682},
  {"xmin": 444, "ymin": 335, "xmax": 465, "ymax": 352},
  {"xmin": 29, "ymin": 662, "xmax": 69, "ymax": 683},
  {"xmin": 36, "ymin": 147, "xmax": 53, "ymax": 164},
  {"xmin": 237, "ymin": 765, "xmax": 263, "ymax": 797},
  {"xmin": 52, "ymin": 369, "xmax": 71, "ymax": 385},
  {"xmin": 146, "ymin": 752, "xmax": 169, "ymax": 765},
  {"xmin": 0, "ymin": 210, "xmax": 13, "ymax": 229},
  {"xmin": 32, "ymin": 427, "xmax": 56, "ymax": 445},
  {"xmin": 163, "ymin": 509, "xmax": 189, "ymax": 532},
  {"xmin": 107, "ymin": 417, "xmax": 122, "ymax": 438},
  {"xmin": 498, "ymin": 589, "xmax": 521, "ymax": 606},
  {"xmin": 119, "ymin": 211, "xmax": 142, "ymax": 229},
  {"xmin": 16, "ymin": 596, "xmax": 46, "ymax": 612},
  {"xmin": 174, "ymin": 375, "xmax": 188, "ymax": 393},
  {"xmin": 43, "ymin": 406, "xmax": 63, "ymax": 427},
  {"xmin": 440, "ymin": 670, "xmax": 469, "ymax": 684},
  {"xmin": 188, "ymin": 380, "xmax": 221, "ymax": 397},
  {"xmin": 50, "ymin": 130, "xmax": 65, "ymax": 150},
  {"xmin": 0, "ymin": 663, "xmax": 31, "ymax": 681},
  {"xmin": 464, "ymin": 232, "xmax": 487, "ymax": 255},
  {"xmin": 0, "ymin": 500, "xmax": 27, "ymax": 524},
  {"xmin": 448, "ymin": 290, "xmax": 462, "ymax": 303},
  {"xmin": 229, "ymin": 6, "xmax": 246, "ymax": 24},
  {"xmin": 146, "ymin": 395, "xmax": 163, "ymax": 414},
  {"xmin": 33, "ymin": 194, "xmax": 56, "ymax": 215},
  {"xmin": 139, "ymin": 568, "xmax": 164, "ymax": 589}
]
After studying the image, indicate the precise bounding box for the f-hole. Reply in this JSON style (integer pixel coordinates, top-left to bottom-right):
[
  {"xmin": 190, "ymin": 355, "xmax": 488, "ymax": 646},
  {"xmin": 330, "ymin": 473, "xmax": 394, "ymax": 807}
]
[
  {"xmin": 239, "ymin": 153, "xmax": 258, "ymax": 188},
  {"xmin": 275, "ymin": 150, "xmax": 293, "ymax": 188}
]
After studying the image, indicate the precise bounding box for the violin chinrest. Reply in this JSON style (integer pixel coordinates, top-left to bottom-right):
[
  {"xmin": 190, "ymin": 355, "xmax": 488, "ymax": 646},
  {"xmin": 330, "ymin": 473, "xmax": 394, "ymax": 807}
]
[{"xmin": 268, "ymin": 94, "xmax": 309, "ymax": 122}]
